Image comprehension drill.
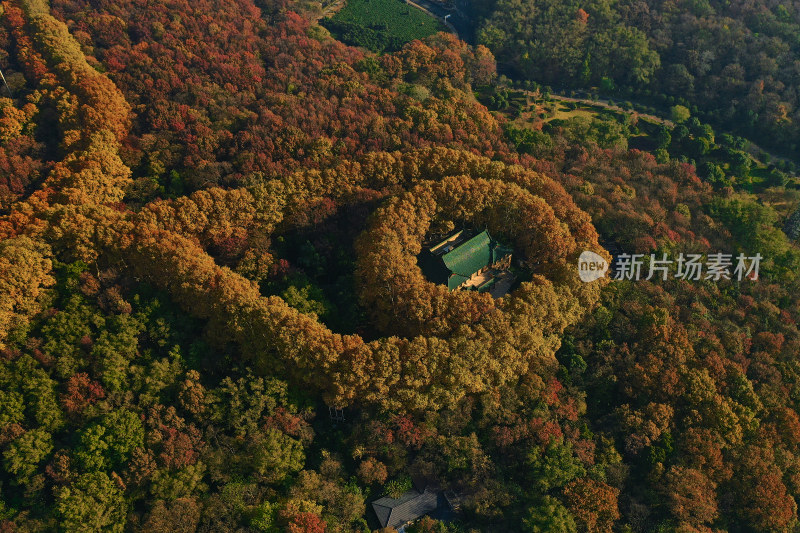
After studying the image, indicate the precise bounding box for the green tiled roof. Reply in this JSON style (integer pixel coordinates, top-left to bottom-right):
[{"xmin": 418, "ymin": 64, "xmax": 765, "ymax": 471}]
[
  {"xmin": 447, "ymin": 273, "xmax": 469, "ymax": 291},
  {"xmin": 422, "ymin": 230, "xmax": 512, "ymax": 290},
  {"xmin": 442, "ymin": 230, "xmax": 493, "ymax": 279}
]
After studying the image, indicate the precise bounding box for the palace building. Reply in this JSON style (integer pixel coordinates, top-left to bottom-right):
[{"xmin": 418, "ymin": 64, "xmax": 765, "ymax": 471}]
[{"xmin": 419, "ymin": 229, "xmax": 514, "ymax": 293}]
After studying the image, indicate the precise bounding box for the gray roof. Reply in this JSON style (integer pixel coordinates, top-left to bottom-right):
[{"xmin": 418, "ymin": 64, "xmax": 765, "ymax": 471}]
[{"xmin": 371, "ymin": 488, "xmax": 440, "ymax": 529}]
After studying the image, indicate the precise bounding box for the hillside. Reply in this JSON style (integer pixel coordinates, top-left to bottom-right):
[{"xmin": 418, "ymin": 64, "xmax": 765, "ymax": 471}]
[
  {"xmin": 473, "ymin": 0, "xmax": 800, "ymax": 164},
  {"xmin": 1, "ymin": 0, "xmax": 800, "ymax": 531}
]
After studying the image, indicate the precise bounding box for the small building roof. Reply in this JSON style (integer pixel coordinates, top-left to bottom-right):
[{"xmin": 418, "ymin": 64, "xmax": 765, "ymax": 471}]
[
  {"xmin": 419, "ymin": 229, "xmax": 513, "ymax": 291},
  {"xmin": 428, "ymin": 229, "xmax": 465, "ymax": 255},
  {"xmin": 442, "ymin": 230, "xmax": 493, "ymax": 279},
  {"xmin": 372, "ymin": 489, "xmax": 440, "ymax": 530}
]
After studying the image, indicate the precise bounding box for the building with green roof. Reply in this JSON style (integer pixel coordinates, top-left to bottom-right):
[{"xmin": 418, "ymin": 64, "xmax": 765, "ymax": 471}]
[{"xmin": 419, "ymin": 230, "xmax": 513, "ymax": 291}]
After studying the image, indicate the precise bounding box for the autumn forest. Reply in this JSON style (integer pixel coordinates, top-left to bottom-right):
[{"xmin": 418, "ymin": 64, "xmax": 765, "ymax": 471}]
[{"xmin": 2, "ymin": 0, "xmax": 800, "ymax": 531}]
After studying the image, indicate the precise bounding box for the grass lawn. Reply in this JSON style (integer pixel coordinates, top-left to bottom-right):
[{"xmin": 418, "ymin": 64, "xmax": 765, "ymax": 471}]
[
  {"xmin": 330, "ymin": 0, "xmax": 447, "ymax": 43},
  {"xmin": 547, "ymin": 104, "xmax": 599, "ymax": 122},
  {"xmin": 749, "ymin": 166, "xmax": 771, "ymax": 185}
]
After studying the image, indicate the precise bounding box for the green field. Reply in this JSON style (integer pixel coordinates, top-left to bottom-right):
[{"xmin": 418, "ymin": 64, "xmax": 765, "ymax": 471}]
[
  {"xmin": 548, "ymin": 104, "xmax": 600, "ymax": 122},
  {"xmin": 324, "ymin": 0, "xmax": 447, "ymax": 52}
]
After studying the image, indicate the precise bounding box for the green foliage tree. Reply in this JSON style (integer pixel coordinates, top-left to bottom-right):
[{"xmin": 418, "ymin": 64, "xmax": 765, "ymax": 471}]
[
  {"xmin": 698, "ymin": 161, "xmax": 726, "ymax": 185},
  {"xmin": 208, "ymin": 375, "xmax": 288, "ymax": 438},
  {"xmin": 523, "ymin": 496, "xmax": 577, "ymax": 533},
  {"xmin": 2, "ymin": 429, "xmax": 53, "ymax": 485},
  {"xmin": 251, "ymin": 500, "xmax": 281, "ymax": 532},
  {"xmin": 7, "ymin": 355, "xmax": 65, "ymax": 432},
  {"xmin": 729, "ymin": 151, "xmax": 753, "ymax": 178},
  {"xmin": 281, "ymin": 284, "xmax": 329, "ymax": 319},
  {"xmin": 56, "ymin": 472, "xmax": 127, "ymax": 532},
  {"xmin": 384, "ymin": 476, "xmax": 412, "ymax": 498},
  {"xmin": 0, "ymin": 389, "xmax": 25, "ymax": 428},
  {"xmin": 670, "ymin": 105, "xmax": 691, "ymax": 124},
  {"xmin": 252, "ymin": 429, "xmax": 305, "ymax": 484},
  {"xmin": 525, "ymin": 441, "xmax": 586, "ymax": 492},
  {"xmin": 654, "ymin": 126, "xmax": 672, "ymax": 150},
  {"xmin": 75, "ymin": 409, "xmax": 144, "ymax": 471}
]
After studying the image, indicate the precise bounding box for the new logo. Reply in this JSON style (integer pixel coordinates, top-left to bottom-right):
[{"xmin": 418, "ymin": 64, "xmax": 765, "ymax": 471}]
[{"xmin": 578, "ymin": 250, "xmax": 609, "ymax": 282}]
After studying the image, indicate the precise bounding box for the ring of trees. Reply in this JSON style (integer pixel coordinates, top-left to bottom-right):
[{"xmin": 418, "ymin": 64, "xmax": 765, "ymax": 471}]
[
  {"xmin": 355, "ymin": 174, "xmax": 607, "ymax": 339},
  {"xmin": 0, "ymin": 27, "xmax": 609, "ymax": 410},
  {"xmin": 5, "ymin": 105, "xmax": 607, "ymax": 412},
  {"xmin": 1, "ymin": 0, "xmax": 605, "ymax": 411},
  {"xmin": 107, "ymin": 149, "xmax": 609, "ymax": 411}
]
